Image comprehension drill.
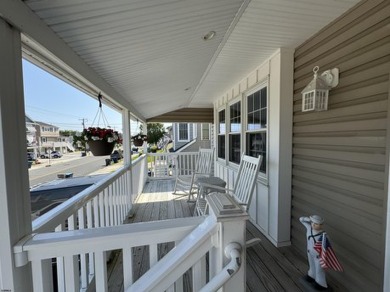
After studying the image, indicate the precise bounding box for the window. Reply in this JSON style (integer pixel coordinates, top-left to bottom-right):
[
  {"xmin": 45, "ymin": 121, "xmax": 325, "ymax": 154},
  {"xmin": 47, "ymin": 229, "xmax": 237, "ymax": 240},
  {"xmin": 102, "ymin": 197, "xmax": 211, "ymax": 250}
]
[
  {"xmin": 246, "ymin": 86, "xmax": 267, "ymax": 173},
  {"xmin": 178, "ymin": 123, "xmax": 189, "ymax": 141},
  {"xmin": 218, "ymin": 110, "xmax": 225, "ymax": 159},
  {"xmin": 201, "ymin": 123, "xmax": 210, "ymax": 140},
  {"xmin": 229, "ymin": 101, "xmax": 241, "ymax": 164}
]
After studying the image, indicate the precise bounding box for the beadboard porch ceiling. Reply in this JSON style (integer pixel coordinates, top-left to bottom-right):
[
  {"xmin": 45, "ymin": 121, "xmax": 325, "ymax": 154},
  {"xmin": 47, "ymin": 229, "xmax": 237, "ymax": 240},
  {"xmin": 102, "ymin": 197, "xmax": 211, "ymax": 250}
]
[{"xmin": 17, "ymin": 0, "xmax": 360, "ymax": 120}]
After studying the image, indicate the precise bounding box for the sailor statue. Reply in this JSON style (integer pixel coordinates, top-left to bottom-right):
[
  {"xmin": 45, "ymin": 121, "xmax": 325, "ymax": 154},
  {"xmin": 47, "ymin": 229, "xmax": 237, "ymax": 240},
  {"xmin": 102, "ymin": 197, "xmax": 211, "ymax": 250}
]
[{"xmin": 300, "ymin": 215, "xmax": 328, "ymax": 290}]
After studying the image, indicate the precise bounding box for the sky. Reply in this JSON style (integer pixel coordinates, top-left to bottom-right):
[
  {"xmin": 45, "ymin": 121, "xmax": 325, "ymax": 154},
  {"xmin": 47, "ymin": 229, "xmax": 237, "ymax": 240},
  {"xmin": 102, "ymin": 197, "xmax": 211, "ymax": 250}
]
[{"xmin": 22, "ymin": 59, "xmax": 124, "ymax": 133}]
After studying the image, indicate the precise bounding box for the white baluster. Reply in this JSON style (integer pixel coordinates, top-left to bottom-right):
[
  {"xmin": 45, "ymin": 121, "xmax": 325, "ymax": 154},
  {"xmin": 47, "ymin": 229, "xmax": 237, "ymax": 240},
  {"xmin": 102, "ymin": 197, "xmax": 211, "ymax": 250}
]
[
  {"xmin": 123, "ymin": 247, "xmax": 133, "ymax": 289},
  {"xmin": 64, "ymin": 255, "xmax": 79, "ymax": 292},
  {"xmin": 31, "ymin": 259, "xmax": 53, "ymax": 292},
  {"xmin": 95, "ymin": 251, "xmax": 108, "ymax": 292}
]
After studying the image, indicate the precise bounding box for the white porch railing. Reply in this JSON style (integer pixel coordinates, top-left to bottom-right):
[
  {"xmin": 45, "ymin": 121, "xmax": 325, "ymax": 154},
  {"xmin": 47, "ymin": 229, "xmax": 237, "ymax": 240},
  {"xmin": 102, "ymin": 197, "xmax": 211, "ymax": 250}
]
[
  {"xmin": 15, "ymin": 192, "xmax": 248, "ymax": 292},
  {"xmin": 147, "ymin": 152, "xmax": 200, "ymax": 179},
  {"xmin": 32, "ymin": 154, "xmax": 146, "ymax": 233},
  {"xmin": 24, "ymin": 155, "xmax": 147, "ymax": 291}
]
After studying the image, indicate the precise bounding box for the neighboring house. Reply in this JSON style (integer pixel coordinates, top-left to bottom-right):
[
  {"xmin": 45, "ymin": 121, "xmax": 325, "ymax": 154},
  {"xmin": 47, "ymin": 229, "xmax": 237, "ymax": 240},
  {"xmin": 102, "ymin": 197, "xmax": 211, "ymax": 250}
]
[
  {"xmin": 25, "ymin": 115, "xmax": 37, "ymax": 148},
  {"xmin": 34, "ymin": 121, "xmax": 73, "ymax": 154},
  {"xmin": 172, "ymin": 123, "xmax": 213, "ymax": 152}
]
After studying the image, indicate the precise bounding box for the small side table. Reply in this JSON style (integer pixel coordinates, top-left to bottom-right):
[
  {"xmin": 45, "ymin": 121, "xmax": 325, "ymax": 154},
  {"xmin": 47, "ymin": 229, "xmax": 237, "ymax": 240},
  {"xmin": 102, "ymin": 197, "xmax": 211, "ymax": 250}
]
[{"xmin": 194, "ymin": 176, "xmax": 226, "ymax": 216}]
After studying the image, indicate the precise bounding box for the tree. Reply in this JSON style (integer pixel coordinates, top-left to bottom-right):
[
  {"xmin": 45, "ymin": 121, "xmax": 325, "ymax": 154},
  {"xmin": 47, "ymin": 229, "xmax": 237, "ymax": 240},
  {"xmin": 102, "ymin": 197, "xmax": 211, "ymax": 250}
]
[
  {"xmin": 60, "ymin": 130, "xmax": 77, "ymax": 137},
  {"xmin": 72, "ymin": 131, "xmax": 86, "ymax": 150},
  {"xmin": 147, "ymin": 123, "xmax": 166, "ymax": 146}
]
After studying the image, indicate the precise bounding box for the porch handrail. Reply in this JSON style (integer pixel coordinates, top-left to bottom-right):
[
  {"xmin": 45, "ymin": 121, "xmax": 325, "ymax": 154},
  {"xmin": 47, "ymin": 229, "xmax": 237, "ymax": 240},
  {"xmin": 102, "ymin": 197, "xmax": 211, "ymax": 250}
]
[
  {"xmin": 14, "ymin": 216, "xmax": 206, "ymax": 291},
  {"xmin": 127, "ymin": 216, "xmax": 218, "ymax": 292},
  {"xmin": 32, "ymin": 154, "xmax": 147, "ymax": 233}
]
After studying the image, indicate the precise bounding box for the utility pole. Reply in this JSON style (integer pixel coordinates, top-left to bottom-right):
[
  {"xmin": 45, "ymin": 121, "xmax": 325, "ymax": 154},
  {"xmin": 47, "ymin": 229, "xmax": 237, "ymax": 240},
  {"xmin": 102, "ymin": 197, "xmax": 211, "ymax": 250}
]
[
  {"xmin": 79, "ymin": 118, "xmax": 87, "ymax": 129},
  {"xmin": 79, "ymin": 118, "xmax": 88, "ymax": 156}
]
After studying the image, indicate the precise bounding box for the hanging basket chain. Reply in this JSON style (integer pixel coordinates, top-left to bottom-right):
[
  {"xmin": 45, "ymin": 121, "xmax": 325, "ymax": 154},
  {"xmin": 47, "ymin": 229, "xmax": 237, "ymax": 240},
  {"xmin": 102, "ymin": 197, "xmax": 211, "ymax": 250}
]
[{"xmin": 91, "ymin": 92, "xmax": 111, "ymax": 129}]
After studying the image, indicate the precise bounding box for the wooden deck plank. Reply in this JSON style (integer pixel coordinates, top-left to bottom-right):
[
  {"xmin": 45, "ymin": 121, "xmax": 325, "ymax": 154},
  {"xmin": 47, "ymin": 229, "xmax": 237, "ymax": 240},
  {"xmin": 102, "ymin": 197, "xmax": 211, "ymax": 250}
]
[
  {"xmin": 246, "ymin": 222, "xmax": 304, "ymax": 291},
  {"xmin": 106, "ymin": 179, "xmax": 310, "ymax": 292}
]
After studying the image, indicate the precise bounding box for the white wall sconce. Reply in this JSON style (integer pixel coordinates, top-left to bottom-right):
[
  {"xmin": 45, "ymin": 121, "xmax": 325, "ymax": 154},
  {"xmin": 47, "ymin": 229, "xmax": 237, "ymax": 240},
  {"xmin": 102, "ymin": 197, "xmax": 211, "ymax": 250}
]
[{"xmin": 301, "ymin": 66, "xmax": 339, "ymax": 112}]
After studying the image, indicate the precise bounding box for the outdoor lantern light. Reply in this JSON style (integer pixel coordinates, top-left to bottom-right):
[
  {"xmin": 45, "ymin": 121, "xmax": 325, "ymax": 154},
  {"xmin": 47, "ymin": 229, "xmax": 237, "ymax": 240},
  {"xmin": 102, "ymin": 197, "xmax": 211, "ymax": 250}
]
[{"xmin": 301, "ymin": 66, "xmax": 339, "ymax": 112}]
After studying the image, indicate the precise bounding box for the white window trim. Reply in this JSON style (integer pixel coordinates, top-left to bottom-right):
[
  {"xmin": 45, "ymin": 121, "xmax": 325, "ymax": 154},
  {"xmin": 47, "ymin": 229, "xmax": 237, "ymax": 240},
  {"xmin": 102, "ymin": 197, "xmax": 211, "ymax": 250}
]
[
  {"xmin": 177, "ymin": 123, "xmax": 190, "ymax": 142},
  {"xmin": 243, "ymin": 80, "xmax": 269, "ymax": 183}
]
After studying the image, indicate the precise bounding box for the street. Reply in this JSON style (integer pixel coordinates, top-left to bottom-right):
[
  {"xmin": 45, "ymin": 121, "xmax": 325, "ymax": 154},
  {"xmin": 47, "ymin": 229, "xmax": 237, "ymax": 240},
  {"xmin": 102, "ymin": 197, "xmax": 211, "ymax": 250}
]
[{"xmin": 28, "ymin": 152, "xmax": 119, "ymax": 187}]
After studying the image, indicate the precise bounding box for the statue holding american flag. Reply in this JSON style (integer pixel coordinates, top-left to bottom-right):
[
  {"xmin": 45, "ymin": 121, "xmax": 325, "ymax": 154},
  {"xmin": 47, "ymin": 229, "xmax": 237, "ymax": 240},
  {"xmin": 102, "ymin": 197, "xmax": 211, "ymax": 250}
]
[{"xmin": 300, "ymin": 215, "xmax": 343, "ymax": 290}]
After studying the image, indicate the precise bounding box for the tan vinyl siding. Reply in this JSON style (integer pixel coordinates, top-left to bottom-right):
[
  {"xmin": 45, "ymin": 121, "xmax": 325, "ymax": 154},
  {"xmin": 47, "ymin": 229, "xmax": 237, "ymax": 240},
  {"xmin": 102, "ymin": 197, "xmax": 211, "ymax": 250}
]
[{"xmin": 292, "ymin": 1, "xmax": 390, "ymax": 291}]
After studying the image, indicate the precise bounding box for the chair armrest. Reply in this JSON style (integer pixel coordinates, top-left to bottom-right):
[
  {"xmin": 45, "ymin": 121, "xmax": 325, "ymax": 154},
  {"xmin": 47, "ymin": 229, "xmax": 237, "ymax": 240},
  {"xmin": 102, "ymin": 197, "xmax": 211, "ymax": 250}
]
[{"xmin": 197, "ymin": 182, "xmax": 233, "ymax": 193}]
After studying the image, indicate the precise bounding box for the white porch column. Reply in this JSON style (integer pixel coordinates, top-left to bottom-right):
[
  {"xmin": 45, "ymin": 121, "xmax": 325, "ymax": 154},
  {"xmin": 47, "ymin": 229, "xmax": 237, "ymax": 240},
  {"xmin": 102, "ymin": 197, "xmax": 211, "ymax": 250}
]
[
  {"xmin": 207, "ymin": 193, "xmax": 249, "ymax": 292},
  {"xmin": 122, "ymin": 110, "xmax": 133, "ymax": 211},
  {"xmin": 0, "ymin": 18, "xmax": 33, "ymax": 290}
]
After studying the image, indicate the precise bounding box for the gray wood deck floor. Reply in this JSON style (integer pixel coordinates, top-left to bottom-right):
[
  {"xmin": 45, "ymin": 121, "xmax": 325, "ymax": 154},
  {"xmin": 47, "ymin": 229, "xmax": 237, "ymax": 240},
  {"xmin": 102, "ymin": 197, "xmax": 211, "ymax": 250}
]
[{"xmin": 105, "ymin": 179, "xmax": 346, "ymax": 292}]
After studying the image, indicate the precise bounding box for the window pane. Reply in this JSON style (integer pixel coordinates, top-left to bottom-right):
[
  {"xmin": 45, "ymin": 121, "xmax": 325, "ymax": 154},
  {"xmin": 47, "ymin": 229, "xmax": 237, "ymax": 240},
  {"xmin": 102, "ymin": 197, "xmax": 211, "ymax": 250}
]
[
  {"xmin": 229, "ymin": 134, "xmax": 241, "ymax": 163},
  {"xmin": 246, "ymin": 132, "xmax": 266, "ymax": 173},
  {"xmin": 247, "ymin": 113, "xmax": 254, "ymax": 130},
  {"xmin": 178, "ymin": 123, "xmax": 188, "ymax": 140},
  {"xmin": 248, "ymin": 95, "xmax": 253, "ymax": 112},
  {"xmin": 218, "ymin": 135, "xmax": 225, "ymax": 159},
  {"xmin": 260, "ymin": 108, "xmax": 267, "ymax": 128},
  {"xmin": 219, "ymin": 110, "xmax": 225, "ymax": 134},
  {"xmin": 230, "ymin": 101, "xmax": 241, "ymax": 132},
  {"xmin": 254, "ymin": 90, "xmax": 260, "ymax": 110},
  {"xmin": 247, "ymin": 88, "xmax": 267, "ymax": 131}
]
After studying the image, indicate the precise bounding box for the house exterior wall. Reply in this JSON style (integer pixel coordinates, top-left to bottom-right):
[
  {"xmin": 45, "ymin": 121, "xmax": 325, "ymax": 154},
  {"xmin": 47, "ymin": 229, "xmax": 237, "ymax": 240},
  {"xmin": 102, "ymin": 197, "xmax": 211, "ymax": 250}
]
[
  {"xmin": 213, "ymin": 48, "xmax": 294, "ymax": 247},
  {"xmin": 173, "ymin": 123, "xmax": 194, "ymax": 151},
  {"xmin": 291, "ymin": 1, "xmax": 390, "ymax": 291},
  {"xmin": 172, "ymin": 123, "xmax": 212, "ymax": 152}
]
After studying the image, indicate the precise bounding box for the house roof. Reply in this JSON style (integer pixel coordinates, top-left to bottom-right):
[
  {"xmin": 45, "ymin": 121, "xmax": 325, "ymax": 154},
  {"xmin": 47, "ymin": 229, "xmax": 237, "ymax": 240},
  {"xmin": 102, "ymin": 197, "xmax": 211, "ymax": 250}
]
[
  {"xmin": 35, "ymin": 121, "xmax": 59, "ymax": 129},
  {"xmin": 1, "ymin": 0, "xmax": 361, "ymax": 121}
]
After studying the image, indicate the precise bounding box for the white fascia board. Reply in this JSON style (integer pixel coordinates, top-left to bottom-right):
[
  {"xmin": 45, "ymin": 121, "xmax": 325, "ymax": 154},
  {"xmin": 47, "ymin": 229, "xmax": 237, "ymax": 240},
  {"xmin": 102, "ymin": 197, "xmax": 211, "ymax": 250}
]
[{"xmin": 0, "ymin": 0, "xmax": 145, "ymax": 121}]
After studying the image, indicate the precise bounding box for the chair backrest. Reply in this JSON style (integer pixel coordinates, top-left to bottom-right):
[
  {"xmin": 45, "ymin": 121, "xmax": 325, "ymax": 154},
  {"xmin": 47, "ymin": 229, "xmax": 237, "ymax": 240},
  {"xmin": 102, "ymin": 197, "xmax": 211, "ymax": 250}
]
[
  {"xmin": 233, "ymin": 154, "xmax": 263, "ymax": 209},
  {"xmin": 195, "ymin": 148, "xmax": 214, "ymax": 175}
]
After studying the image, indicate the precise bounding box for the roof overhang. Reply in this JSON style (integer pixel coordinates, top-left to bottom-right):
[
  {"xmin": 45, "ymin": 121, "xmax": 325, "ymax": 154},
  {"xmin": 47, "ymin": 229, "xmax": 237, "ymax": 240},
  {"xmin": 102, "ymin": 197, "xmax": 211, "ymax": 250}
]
[
  {"xmin": 0, "ymin": 0, "xmax": 361, "ymax": 122},
  {"xmin": 146, "ymin": 108, "xmax": 213, "ymax": 123}
]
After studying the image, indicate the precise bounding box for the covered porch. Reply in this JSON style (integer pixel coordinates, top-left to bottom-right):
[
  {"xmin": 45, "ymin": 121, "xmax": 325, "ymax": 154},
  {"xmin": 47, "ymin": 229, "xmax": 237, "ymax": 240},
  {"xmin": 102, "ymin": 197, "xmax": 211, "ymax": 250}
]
[{"xmin": 1, "ymin": 0, "xmax": 390, "ymax": 291}]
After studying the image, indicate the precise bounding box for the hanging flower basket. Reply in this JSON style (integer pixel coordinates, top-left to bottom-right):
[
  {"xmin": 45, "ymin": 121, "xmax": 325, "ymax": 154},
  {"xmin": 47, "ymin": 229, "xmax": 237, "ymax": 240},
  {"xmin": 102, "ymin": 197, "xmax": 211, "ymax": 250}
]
[
  {"xmin": 87, "ymin": 140, "xmax": 116, "ymax": 156},
  {"xmin": 83, "ymin": 127, "xmax": 122, "ymax": 156},
  {"xmin": 132, "ymin": 134, "xmax": 148, "ymax": 147}
]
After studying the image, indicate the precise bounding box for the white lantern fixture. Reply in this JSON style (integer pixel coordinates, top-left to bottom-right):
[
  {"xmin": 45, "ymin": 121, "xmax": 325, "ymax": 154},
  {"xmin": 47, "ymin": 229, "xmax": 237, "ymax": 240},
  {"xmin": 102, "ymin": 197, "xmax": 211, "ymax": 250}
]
[{"xmin": 301, "ymin": 66, "xmax": 339, "ymax": 112}]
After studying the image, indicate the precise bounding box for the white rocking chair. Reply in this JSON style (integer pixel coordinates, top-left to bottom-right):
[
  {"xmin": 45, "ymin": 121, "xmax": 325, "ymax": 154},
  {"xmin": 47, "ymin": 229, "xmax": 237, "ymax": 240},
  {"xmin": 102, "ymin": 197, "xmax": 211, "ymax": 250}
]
[
  {"xmin": 195, "ymin": 154, "xmax": 262, "ymax": 216},
  {"xmin": 172, "ymin": 148, "xmax": 214, "ymax": 201},
  {"xmin": 195, "ymin": 154, "xmax": 263, "ymax": 247}
]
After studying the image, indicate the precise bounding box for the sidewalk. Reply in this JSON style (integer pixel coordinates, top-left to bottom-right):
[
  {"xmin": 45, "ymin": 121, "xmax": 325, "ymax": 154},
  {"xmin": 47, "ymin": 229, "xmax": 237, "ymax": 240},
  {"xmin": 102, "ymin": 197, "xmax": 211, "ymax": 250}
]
[{"xmin": 90, "ymin": 160, "xmax": 124, "ymax": 175}]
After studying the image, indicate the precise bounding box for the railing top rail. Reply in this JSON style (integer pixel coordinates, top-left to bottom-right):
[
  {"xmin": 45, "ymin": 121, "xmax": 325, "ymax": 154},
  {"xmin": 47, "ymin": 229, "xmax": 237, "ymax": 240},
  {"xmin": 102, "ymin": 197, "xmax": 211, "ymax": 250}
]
[
  {"xmin": 146, "ymin": 151, "xmax": 199, "ymax": 157},
  {"xmin": 31, "ymin": 155, "xmax": 147, "ymax": 233},
  {"xmin": 16, "ymin": 216, "xmax": 205, "ymax": 265}
]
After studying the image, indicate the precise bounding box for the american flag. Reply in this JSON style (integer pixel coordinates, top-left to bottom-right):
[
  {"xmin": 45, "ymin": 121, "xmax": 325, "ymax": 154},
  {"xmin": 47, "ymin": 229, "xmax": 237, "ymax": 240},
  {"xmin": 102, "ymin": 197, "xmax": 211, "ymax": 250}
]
[{"xmin": 313, "ymin": 232, "xmax": 343, "ymax": 272}]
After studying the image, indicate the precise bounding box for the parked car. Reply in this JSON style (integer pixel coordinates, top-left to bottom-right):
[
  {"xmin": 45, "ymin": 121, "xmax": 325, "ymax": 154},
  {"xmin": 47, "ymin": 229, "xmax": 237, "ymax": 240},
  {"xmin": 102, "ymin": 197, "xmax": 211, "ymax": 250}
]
[
  {"xmin": 27, "ymin": 152, "xmax": 35, "ymax": 161},
  {"xmin": 110, "ymin": 150, "xmax": 123, "ymax": 161},
  {"xmin": 41, "ymin": 151, "xmax": 62, "ymax": 159},
  {"xmin": 30, "ymin": 174, "xmax": 108, "ymax": 220}
]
